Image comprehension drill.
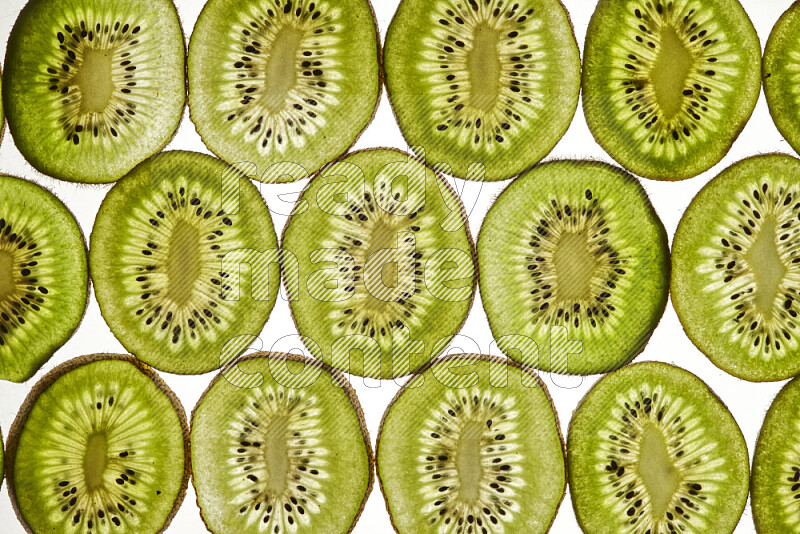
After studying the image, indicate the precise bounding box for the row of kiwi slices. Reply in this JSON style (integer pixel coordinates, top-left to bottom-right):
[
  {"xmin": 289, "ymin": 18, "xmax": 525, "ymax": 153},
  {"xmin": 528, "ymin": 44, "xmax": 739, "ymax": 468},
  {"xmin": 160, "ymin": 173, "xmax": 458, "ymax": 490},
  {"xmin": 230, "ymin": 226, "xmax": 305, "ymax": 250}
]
[
  {"xmin": 4, "ymin": 350, "xmax": 796, "ymax": 533},
  {"xmin": 4, "ymin": 0, "xmax": 800, "ymax": 184}
]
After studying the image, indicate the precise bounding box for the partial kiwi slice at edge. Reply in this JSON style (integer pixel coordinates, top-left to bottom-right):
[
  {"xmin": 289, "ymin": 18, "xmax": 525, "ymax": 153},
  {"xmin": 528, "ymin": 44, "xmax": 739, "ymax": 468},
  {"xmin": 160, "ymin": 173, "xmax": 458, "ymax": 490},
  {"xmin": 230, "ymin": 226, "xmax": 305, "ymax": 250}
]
[
  {"xmin": 385, "ymin": 0, "xmax": 581, "ymax": 181},
  {"xmin": 764, "ymin": 1, "xmax": 800, "ymax": 157},
  {"xmin": 672, "ymin": 154, "xmax": 800, "ymax": 381},
  {"xmin": 582, "ymin": 0, "xmax": 761, "ymax": 180},
  {"xmin": 568, "ymin": 361, "xmax": 749, "ymax": 533},
  {"xmin": 6, "ymin": 354, "xmax": 190, "ymax": 533},
  {"xmin": 377, "ymin": 353, "xmax": 566, "ymax": 533},
  {"xmin": 3, "ymin": 0, "xmax": 186, "ymax": 183},
  {"xmin": 191, "ymin": 351, "xmax": 373, "ymax": 533}
]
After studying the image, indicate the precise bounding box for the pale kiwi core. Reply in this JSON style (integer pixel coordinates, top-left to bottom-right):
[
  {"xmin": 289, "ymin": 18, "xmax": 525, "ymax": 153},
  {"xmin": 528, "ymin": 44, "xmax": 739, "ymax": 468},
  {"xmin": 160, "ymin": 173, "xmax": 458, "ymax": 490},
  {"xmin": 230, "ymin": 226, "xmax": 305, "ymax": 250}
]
[
  {"xmin": 638, "ymin": 423, "xmax": 681, "ymax": 519},
  {"xmin": 746, "ymin": 215, "xmax": 786, "ymax": 316},
  {"xmin": 651, "ymin": 25, "xmax": 693, "ymax": 120},
  {"xmin": 72, "ymin": 47, "xmax": 115, "ymax": 114}
]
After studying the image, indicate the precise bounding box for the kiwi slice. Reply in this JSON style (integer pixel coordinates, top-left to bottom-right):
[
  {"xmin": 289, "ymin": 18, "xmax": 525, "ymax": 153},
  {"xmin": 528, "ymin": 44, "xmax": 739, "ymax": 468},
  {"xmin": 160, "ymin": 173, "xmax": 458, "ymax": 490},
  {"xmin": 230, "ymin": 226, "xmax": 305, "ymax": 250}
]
[
  {"xmin": 3, "ymin": 0, "xmax": 186, "ymax": 183},
  {"xmin": 281, "ymin": 148, "xmax": 477, "ymax": 379},
  {"xmin": 752, "ymin": 374, "xmax": 800, "ymax": 532},
  {"xmin": 90, "ymin": 151, "xmax": 280, "ymax": 375},
  {"xmin": 0, "ymin": 64, "xmax": 5, "ymax": 146},
  {"xmin": 191, "ymin": 351, "xmax": 373, "ymax": 533},
  {"xmin": 0, "ymin": 174, "xmax": 88, "ymax": 383},
  {"xmin": 672, "ymin": 154, "xmax": 800, "ymax": 381},
  {"xmin": 477, "ymin": 160, "xmax": 669, "ymax": 375},
  {"xmin": 568, "ymin": 361, "xmax": 749, "ymax": 533},
  {"xmin": 377, "ymin": 354, "xmax": 565, "ymax": 533},
  {"xmin": 384, "ymin": 0, "xmax": 581, "ymax": 181},
  {"xmin": 582, "ymin": 0, "xmax": 761, "ymax": 180},
  {"xmin": 188, "ymin": 0, "xmax": 381, "ymax": 182},
  {"xmin": 764, "ymin": 2, "xmax": 800, "ymax": 156},
  {"xmin": 5, "ymin": 354, "xmax": 190, "ymax": 533}
]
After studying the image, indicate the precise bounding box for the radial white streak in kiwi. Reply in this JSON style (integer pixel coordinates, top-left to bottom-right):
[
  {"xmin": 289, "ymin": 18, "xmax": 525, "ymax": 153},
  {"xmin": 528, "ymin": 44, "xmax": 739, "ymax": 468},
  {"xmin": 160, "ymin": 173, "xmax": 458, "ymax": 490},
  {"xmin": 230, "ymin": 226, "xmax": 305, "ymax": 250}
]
[
  {"xmin": 420, "ymin": 0, "xmax": 544, "ymax": 152},
  {"xmin": 42, "ymin": 12, "xmax": 156, "ymax": 147},
  {"xmin": 512, "ymin": 194, "xmax": 630, "ymax": 331},
  {"xmin": 36, "ymin": 384, "xmax": 157, "ymax": 531},
  {"xmin": 418, "ymin": 389, "xmax": 521, "ymax": 532},
  {"xmin": 221, "ymin": 0, "xmax": 343, "ymax": 154},
  {"xmin": 786, "ymin": 51, "xmax": 800, "ymax": 105},
  {"xmin": 118, "ymin": 178, "xmax": 242, "ymax": 348},
  {"xmin": 595, "ymin": 385, "xmax": 726, "ymax": 533},
  {"xmin": 606, "ymin": 0, "xmax": 739, "ymax": 158},
  {"xmin": 777, "ymin": 419, "xmax": 800, "ymax": 528},
  {"xmin": 226, "ymin": 387, "xmax": 327, "ymax": 532},
  {"xmin": 696, "ymin": 180, "xmax": 800, "ymax": 360}
]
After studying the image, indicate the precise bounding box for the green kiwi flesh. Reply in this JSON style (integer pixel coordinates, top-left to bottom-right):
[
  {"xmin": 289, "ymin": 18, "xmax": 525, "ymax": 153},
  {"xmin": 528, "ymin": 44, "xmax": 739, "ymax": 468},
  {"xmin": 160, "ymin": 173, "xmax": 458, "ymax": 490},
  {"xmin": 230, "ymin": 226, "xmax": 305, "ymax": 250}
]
[
  {"xmin": 478, "ymin": 160, "xmax": 669, "ymax": 375},
  {"xmin": 384, "ymin": 0, "xmax": 581, "ymax": 181},
  {"xmin": 582, "ymin": 0, "xmax": 761, "ymax": 180},
  {"xmin": 281, "ymin": 148, "xmax": 477, "ymax": 379},
  {"xmin": 377, "ymin": 354, "xmax": 565, "ymax": 533},
  {"xmin": 6, "ymin": 354, "xmax": 190, "ymax": 533},
  {"xmin": 90, "ymin": 151, "xmax": 280, "ymax": 375},
  {"xmin": 672, "ymin": 154, "xmax": 800, "ymax": 381},
  {"xmin": 191, "ymin": 351, "xmax": 373, "ymax": 533},
  {"xmin": 752, "ymin": 374, "xmax": 800, "ymax": 532},
  {"xmin": 764, "ymin": 2, "xmax": 800, "ymax": 157},
  {"xmin": 188, "ymin": 0, "xmax": 381, "ymax": 182},
  {"xmin": 3, "ymin": 0, "xmax": 186, "ymax": 183},
  {"xmin": 568, "ymin": 361, "xmax": 749, "ymax": 533},
  {"xmin": 0, "ymin": 174, "xmax": 88, "ymax": 383}
]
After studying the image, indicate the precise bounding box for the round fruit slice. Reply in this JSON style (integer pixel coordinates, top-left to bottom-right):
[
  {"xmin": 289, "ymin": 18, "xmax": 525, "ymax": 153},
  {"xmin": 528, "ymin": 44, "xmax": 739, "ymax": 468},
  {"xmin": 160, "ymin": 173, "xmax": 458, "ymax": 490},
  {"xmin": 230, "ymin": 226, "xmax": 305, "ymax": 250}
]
[
  {"xmin": 1, "ymin": 64, "xmax": 5, "ymax": 146},
  {"xmin": 478, "ymin": 160, "xmax": 669, "ymax": 375},
  {"xmin": 377, "ymin": 354, "xmax": 565, "ymax": 533},
  {"xmin": 764, "ymin": 2, "xmax": 800, "ymax": 157},
  {"xmin": 582, "ymin": 0, "xmax": 761, "ymax": 180},
  {"xmin": 90, "ymin": 151, "xmax": 280, "ymax": 375},
  {"xmin": 568, "ymin": 361, "xmax": 749, "ymax": 533},
  {"xmin": 0, "ymin": 174, "xmax": 88, "ymax": 383},
  {"xmin": 191, "ymin": 352, "xmax": 373, "ymax": 533},
  {"xmin": 752, "ymin": 374, "xmax": 800, "ymax": 532},
  {"xmin": 672, "ymin": 154, "xmax": 800, "ymax": 381},
  {"xmin": 384, "ymin": 0, "xmax": 580, "ymax": 181},
  {"xmin": 3, "ymin": 0, "xmax": 185, "ymax": 183},
  {"xmin": 6, "ymin": 354, "xmax": 190, "ymax": 533},
  {"xmin": 188, "ymin": 0, "xmax": 381, "ymax": 182},
  {"xmin": 281, "ymin": 148, "xmax": 477, "ymax": 379}
]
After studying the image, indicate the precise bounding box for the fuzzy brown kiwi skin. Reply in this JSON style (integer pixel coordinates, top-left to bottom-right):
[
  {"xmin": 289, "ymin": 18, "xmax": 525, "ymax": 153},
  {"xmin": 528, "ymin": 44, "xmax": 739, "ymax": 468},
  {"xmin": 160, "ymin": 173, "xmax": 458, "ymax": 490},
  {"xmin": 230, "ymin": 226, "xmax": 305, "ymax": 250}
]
[
  {"xmin": 5, "ymin": 353, "xmax": 191, "ymax": 534},
  {"xmin": 190, "ymin": 351, "xmax": 374, "ymax": 534},
  {"xmin": 279, "ymin": 146, "xmax": 479, "ymax": 379},
  {"xmin": 188, "ymin": 1, "xmax": 383, "ymax": 182},
  {"xmin": 375, "ymin": 353, "xmax": 567, "ymax": 533}
]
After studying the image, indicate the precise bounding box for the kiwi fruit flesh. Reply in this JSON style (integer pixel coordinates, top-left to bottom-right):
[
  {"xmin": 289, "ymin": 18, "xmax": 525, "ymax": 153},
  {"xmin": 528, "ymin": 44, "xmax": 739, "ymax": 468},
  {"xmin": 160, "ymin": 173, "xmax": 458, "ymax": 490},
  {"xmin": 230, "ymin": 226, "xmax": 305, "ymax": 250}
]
[
  {"xmin": 377, "ymin": 353, "xmax": 565, "ymax": 533},
  {"xmin": 764, "ymin": 2, "xmax": 800, "ymax": 157},
  {"xmin": 188, "ymin": 0, "xmax": 381, "ymax": 182},
  {"xmin": 0, "ymin": 174, "xmax": 88, "ymax": 383},
  {"xmin": 3, "ymin": 0, "xmax": 186, "ymax": 183},
  {"xmin": 672, "ymin": 154, "xmax": 800, "ymax": 381},
  {"xmin": 384, "ymin": 0, "xmax": 581, "ymax": 181},
  {"xmin": 191, "ymin": 351, "xmax": 373, "ymax": 533},
  {"xmin": 582, "ymin": 0, "xmax": 761, "ymax": 180},
  {"xmin": 478, "ymin": 160, "xmax": 669, "ymax": 375},
  {"xmin": 90, "ymin": 151, "xmax": 280, "ymax": 375},
  {"xmin": 752, "ymin": 374, "xmax": 800, "ymax": 532},
  {"xmin": 281, "ymin": 148, "xmax": 477, "ymax": 379},
  {"xmin": 568, "ymin": 361, "xmax": 749, "ymax": 533},
  {"xmin": 6, "ymin": 354, "xmax": 190, "ymax": 533}
]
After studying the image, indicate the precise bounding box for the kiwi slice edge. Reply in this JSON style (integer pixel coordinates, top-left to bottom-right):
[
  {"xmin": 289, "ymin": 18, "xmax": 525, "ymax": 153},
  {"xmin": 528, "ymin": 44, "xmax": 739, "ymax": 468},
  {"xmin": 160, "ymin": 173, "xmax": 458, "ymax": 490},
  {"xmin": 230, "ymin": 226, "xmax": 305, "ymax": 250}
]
[{"xmin": 763, "ymin": 1, "xmax": 800, "ymax": 157}]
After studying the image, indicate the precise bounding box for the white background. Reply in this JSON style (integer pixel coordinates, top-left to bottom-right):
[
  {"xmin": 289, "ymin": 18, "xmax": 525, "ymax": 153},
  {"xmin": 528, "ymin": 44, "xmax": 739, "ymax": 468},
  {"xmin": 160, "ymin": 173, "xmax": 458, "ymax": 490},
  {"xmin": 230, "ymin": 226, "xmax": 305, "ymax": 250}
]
[{"xmin": 0, "ymin": 0, "xmax": 793, "ymax": 532}]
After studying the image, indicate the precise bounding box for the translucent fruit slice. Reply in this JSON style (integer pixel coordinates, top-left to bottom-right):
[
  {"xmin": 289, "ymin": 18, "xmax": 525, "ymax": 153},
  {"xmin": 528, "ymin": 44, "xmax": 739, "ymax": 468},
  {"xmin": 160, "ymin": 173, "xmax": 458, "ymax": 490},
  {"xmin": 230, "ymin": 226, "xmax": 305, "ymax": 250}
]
[
  {"xmin": 672, "ymin": 154, "xmax": 800, "ymax": 381},
  {"xmin": 6, "ymin": 354, "xmax": 190, "ymax": 533},
  {"xmin": 377, "ymin": 354, "xmax": 566, "ymax": 533},
  {"xmin": 582, "ymin": 0, "xmax": 761, "ymax": 180},
  {"xmin": 385, "ymin": 0, "xmax": 581, "ymax": 181},
  {"xmin": 568, "ymin": 362, "xmax": 749, "ymax": 533},
  {"xmin": 90, "ymin": 151, "xmax": 280, "ymax": 375},
  {"xmin": 0, "ymin": 175, "xmax": 88, "ymax": 383},
  {"xmin": 3, "ymin": 0, "xmax": 186, "ymax": 183},
  {"xmin": 764, "ymin": 2, "xmax": 800, "ymax": 156},
  {"xmin": 282, "ymin": 148, "xmax": 477, "ymax": 379},
  {"xmin": 478, "ymin": 160, "xmax": 669, "ymax": 375},
  {"xmin": 188, "ymin": 0, "xmax": 381, "ymax": 182},
  {"xmin": 191, "ymin": 352, "xmax": 373, "ymax": 533}
]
